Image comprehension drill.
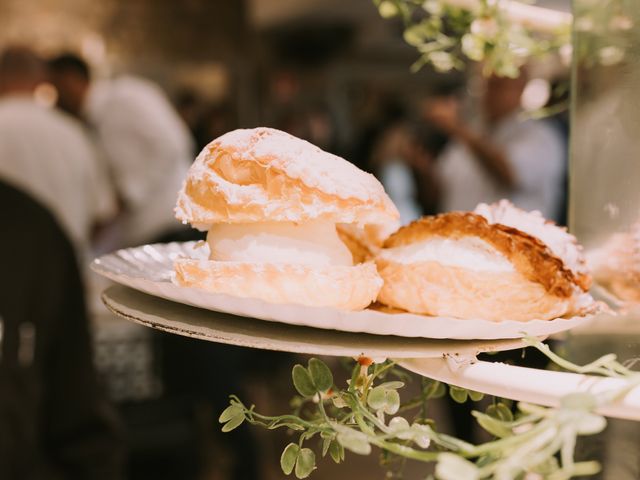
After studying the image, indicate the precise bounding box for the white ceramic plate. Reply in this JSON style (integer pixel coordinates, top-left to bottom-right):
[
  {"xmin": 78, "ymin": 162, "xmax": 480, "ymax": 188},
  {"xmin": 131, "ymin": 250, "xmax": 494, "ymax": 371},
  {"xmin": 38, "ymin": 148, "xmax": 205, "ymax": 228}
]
[{"xmin": 91, "ymin": 242, "xmax": 598, "ymax": 340}]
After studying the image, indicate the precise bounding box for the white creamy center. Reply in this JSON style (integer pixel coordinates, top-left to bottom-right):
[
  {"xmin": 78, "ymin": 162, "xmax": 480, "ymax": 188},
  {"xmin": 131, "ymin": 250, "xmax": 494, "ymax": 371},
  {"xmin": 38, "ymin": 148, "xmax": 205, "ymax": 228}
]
[
  {"xmin": 207, "ymin": 221, "xmax": 353, "ymax": 267},
  {"xmin": 382, "ymin": 236, "xmax": 515, "ymax": 272}
]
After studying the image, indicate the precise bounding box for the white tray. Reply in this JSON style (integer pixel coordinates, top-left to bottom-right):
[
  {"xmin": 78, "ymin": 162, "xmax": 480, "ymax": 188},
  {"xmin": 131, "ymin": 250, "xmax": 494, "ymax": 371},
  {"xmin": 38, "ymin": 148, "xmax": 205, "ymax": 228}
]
[{"xmin": 91, "ymin": 242, "xmax": 597, "ymax": 340}]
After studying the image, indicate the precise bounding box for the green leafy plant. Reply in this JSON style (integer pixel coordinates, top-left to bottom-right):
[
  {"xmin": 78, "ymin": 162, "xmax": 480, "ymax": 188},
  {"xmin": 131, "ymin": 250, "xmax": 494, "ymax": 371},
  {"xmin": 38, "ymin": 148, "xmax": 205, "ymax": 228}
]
[
  {"xmin": 220, "ymin": 339, "xmax": 640, "ymax": 479},
  {"xmin": 373, "ymin": 0, "xmax": 571, "ymax": 77}
]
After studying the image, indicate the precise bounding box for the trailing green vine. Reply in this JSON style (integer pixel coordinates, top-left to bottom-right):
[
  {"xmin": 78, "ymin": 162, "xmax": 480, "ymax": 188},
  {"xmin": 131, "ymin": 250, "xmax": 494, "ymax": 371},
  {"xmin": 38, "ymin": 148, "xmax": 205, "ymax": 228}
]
[
  {"xmin": 220, "ymin": 338, "xmax": 640, "ymax": 479},
  {"xmin": 373, "ymin": 0, "xmax": 571, "ymax": 77}
]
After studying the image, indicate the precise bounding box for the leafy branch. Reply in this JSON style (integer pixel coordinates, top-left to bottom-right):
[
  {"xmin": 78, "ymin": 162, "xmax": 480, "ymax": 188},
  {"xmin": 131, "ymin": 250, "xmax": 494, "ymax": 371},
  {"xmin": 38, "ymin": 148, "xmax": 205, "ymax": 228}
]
[
  {"xmin": 219, "ymin": 340, "xmax": 640, "ymax": 479},
  {"xmin": 373, "ymin": 0, "xmax": 571, "ymax": 77}
]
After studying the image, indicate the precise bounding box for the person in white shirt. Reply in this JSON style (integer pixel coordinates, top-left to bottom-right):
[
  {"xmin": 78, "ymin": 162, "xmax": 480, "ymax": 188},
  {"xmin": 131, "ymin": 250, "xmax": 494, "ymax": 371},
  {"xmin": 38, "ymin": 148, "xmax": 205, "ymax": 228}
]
[
  {"xmin": 49, "ymin": 54, "xmax": 194, "ymax": 248},
  {"xmin": 0, "ymin": 47, "xmax": 116, "ymax": 253},
  {"xmin": 424, "ymin": 72, "xmax": 565, "ymax": 221}
]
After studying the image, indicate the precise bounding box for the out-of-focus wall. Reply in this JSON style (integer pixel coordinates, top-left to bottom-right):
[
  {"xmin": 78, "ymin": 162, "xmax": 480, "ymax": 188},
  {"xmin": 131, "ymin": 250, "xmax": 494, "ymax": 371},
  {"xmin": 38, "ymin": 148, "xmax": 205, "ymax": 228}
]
[{"xmin": 0, "ymin": 0, "xmax": 459, "ymax": 139}]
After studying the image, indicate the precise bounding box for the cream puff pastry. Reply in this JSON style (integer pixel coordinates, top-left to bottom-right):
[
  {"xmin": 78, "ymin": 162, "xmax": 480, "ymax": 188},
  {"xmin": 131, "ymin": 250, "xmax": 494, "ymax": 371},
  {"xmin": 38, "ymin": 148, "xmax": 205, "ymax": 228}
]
[
  {"xmin": 588, "ymin": 222, "xmax": 640, "ymax": 303},
  {"xmin": 376, "ymin": 209, "xmax": 594, "ymax": 321},
  {"xmin": 474, "ymin": 200, "xmax": 591, "ymax": 291},
  {"xmin": 174, "ymin": 127, "xmax": 399, "ymax": 310}
]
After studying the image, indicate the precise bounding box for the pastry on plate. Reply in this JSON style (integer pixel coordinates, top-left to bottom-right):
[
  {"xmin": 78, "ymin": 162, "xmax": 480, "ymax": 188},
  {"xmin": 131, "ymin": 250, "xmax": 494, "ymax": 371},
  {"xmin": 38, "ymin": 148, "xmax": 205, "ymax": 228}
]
[
  {"xmin": 474, "ymin": 200, "xmax": 591, "ymax": 291},
  {"xmin": 376, "ymin": 203, "xmax": 595, "ymax": 321},
  {"xmin": 174, "ymin": 127, "xmax": 399, "ymax": 310},
  {"xmin": 588, "ymin": 222, "xmax": 640, "ymax": 303}
]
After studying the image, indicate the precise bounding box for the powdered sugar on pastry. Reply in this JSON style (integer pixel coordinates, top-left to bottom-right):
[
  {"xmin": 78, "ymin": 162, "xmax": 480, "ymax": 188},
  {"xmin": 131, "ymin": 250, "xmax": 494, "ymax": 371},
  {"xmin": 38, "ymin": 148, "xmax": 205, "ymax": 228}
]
[
  {"xmin": 474, "ymin": 200, "xmax": 591, "ymax": 290},
  {"xmin": 175, "ymin": 128, "xmax": 399, "ymax": 235}
]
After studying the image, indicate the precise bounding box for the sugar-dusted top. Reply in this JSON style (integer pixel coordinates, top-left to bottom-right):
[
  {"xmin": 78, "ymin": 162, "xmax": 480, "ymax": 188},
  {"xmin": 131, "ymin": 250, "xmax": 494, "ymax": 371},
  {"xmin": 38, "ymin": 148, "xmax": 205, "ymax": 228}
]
[
  {"xmin": 176, "ymin": 127, "xmax": 399, "ymax": 231},
  {"xmin": 210, "ymin": 128, "xmax": 386, "ymax": 200}
]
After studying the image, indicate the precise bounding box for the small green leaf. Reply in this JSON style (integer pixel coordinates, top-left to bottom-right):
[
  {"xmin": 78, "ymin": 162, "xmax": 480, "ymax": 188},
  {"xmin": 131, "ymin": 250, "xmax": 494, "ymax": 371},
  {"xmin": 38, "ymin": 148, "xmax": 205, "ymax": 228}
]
[
  {"xmin": 571, "ymin": 461, "xmax": 602, "ymax": 476},
  {"xmin": 295, "ymin": 448, "xmax": 316, "ymax": 479},
  {"xmin": 473, "ymin": 411, "xmax": 512, "ymax": 438},
  {"xmin": 367, "ymin": 386, "xmax": 387, "ymax": 410},
  {"xmin": 475, "ymin": 454, "xmax": 496, "ymax": 469},
  {"xmin": 329, "ymin": 440, "xmax": 343, "ymax": 464},
  {"xmin": 280, "ymin": 443, "xmax": 300, "ymax": 475},
  {"xmin": 385, "ymin": 390, "xmax": 400, "ymax": 414},
  {"xmin": 332, "ymin": 394, "xmax": 348, "ymax": 408},
  {"xmin": 468, "ymin": 390, "xmax": 484, "ymax": 402},
  {"xmin": 404, "ymin": 24, "xmax": 425, "ymax": 46},
  {"xmin": 487, "ymin": 403, "xmax": 514, "ymax": 423},
  {"xmin": 368, "ymin": 386, "xmax": 400, "ymax": 414},
  {"xmin": 449, "ymin": 386, "xmax": 468, "ymax": 404},
  {"xmin": 218, "ymin": 405, "xmax": 241, "ymax": 423},
  {"xmin": 410, "ymin": 423, "xmax": 432, "ymax": 449},
  {"xmin": 576, "ymin": 413, "xmax": 607, "ymax": 435},
  {"xmin": 337, "ymin": 431, "xmax": 372, "ymax": 455},
  {"xmin": 532, "ymin": 456, "xmax": 559, "ymax": 475},
  {"xmin": 378, "ymin": 0, "xmax": 398, "ymax": 18},
  {"xmin": 436, "ymin": 453, "xmax": 480, "ymax": 480},
  {"xmin": 221, "ymin": 413, "xmax": 245, "ymax": 432},
  {"xmin": 377, "ymin": 381, "xmax": 404, "ymax": 390},
  {"xmin": 322, "ymin": 437, "xmax": 331, "ymax": 457},
  {"xmin": 308, "ymin": 358, "xmax": 333, "ymax": 392},
  {"xmin": 430, "ymin": 381, "xmax": 446, "ymax": 399},
  {"xmin": 268, "ymin": 421, "xmax": 305, "ymax": 431},
  {"xmin": 388, "ymin": 416, "xmax": 410, "ymax": 434},
  {"xmin": 292, "ymin": 365, "xmax": 317, "ymax": 397}
]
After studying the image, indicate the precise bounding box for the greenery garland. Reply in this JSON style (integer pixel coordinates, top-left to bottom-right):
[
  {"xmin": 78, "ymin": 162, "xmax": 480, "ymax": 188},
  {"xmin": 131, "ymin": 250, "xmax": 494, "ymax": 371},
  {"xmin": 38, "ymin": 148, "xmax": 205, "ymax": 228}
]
[
  {"xmin": 220, "ymin": 338, "xmax": 640, "ymax": 479},
  {"xmin": 373, "ymin": 0, "xmax": 571, "ymax": 77}
]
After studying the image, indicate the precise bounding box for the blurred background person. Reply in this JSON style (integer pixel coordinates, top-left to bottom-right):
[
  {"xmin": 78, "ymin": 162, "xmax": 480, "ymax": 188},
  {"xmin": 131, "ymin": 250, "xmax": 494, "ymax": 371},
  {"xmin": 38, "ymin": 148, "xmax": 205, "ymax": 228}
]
[
  {"xmin": 48, "ymin": 54, "xmax": 266, "ymax": 480},
  {"xmin": 425, "ymin": 70, "xmax": 566, "ymax": 222},
  {"xmin": 48, "ymin": 53, "xmax": 196, "ymax": 250},
  {"xmin": 367, "ymin": 98, "xmax": 440, "ymax": 224},
  {"xmin": 0, "ymin": 46, "xmax": 116, "ymax": 256},
  {"xmin": 0, "ymin": 179, "xmax": 124, "ymax": 480}
]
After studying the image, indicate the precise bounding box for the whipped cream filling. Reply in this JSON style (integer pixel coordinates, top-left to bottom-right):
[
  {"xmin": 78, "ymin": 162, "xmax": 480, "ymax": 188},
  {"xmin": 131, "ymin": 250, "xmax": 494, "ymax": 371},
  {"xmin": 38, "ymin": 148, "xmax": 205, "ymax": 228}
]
[
  {"xmin": 382, "ymin": 236, "xmax": 515, "ymax": 272},
  {"xmin": 207, "ymin": 220, "xmax": 353, "ymax": 267}
]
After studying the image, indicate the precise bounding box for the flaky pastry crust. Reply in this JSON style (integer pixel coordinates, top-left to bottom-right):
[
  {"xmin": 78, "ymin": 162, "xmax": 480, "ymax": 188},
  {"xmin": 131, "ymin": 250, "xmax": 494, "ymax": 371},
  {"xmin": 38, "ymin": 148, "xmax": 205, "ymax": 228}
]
[
  {"xmin": 474, "ymin": 200, "xmax": 591, "ymax": 291},
  {"xmin": 174, "ymin": 258, "xmax": 382, "ymax": 310},
  {"xmin": 376, "ymin": 257, "xmax": 572, "ymax": 321},
  {"xmin": 336, "ymin": 224, "xmax": 374, "ymax": 263},
  {"xmin": 175, "ymin": 128, "xmax": 399, "ymax": 239},
  {"xmin": 383, "ymin": 212, "xmax": 578, "ymax": 298}
]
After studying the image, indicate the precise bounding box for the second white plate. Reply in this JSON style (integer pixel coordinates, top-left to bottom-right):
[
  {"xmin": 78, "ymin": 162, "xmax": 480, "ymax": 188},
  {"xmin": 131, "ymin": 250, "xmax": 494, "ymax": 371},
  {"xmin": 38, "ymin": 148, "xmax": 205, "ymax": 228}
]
[{"xmin": 91, "ymin": 242, "xmax": 598, "ymax": 340}]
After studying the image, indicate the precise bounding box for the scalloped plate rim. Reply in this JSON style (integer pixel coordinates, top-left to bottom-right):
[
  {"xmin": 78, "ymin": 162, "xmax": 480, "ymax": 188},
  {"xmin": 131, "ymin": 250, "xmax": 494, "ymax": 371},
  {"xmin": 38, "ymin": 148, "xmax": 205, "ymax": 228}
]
[{"xmin": 91, "ymin": 242, "xmax": 596, "ymax": 340}]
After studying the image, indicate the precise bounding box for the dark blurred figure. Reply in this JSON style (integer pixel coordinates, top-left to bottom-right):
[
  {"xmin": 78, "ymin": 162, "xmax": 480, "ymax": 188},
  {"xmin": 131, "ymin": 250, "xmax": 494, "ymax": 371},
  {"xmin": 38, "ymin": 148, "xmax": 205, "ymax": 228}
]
[
  {"xmin": 196, "ymin": 102, "xmax": 237, "ymax": 152},
  {"xmin": 0, "ymin": 47, "xmax": 115, "ymax": 254},
  {"xmin": 356, "ymin": 97, "xmax": 441, "ymax": 221},
  {"xmin": 544, "ymin": 78, "xmax": 571, "ymax": 226},
  {"xmin": 370, "ymin": 110, "xmax": 440, "ymax": 222},
  {"xmin": 174, "ymin": 89, "xmax": 238, "ymax": 153},
  {"xmin": 48, "ymin": 53, "xmax": 196, "ymax": 249},
  {"xmin": 273, "ymin": 103, "xmax": 339, "ymax": 154},
  {"xmin": 50, "ymin": 54, "xmax": 263, "ymax": 480},
  {"xmin": 174, "ymin": 89, "xmax": 203, "ymax": 147},
  {"xmin": 426, "ymin": 71, "xmax": 565, "ymax": 221},
  {"xmin": 0, "ymin": 180, "xmax": 123, "ymax": 479}
]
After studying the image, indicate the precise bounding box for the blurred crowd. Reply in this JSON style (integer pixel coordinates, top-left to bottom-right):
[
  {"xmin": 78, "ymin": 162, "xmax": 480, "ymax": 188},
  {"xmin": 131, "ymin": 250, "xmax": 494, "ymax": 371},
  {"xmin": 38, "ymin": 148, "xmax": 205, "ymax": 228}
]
[{"xmin": 0, "ymin": 43, "xmax": 569, "ymax": 480}]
